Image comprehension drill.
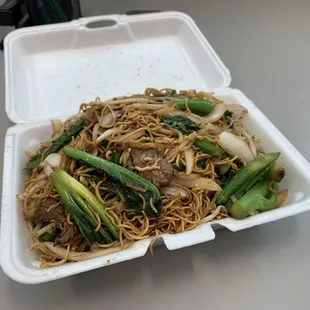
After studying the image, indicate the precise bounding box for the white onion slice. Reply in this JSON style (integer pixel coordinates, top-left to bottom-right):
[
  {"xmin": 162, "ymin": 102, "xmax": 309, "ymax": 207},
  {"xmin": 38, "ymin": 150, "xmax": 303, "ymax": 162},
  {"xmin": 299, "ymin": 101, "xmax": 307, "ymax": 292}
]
[
  {"xmin": 153, "ymin": 107, "xmax": 177, "ymax": 115},
  {"xmin": 200, "ymin": 103, "xmax": 226, "ymax": 123},
  {"xmin": 39, "ymin": 153, "xmax": 61, "ymax": 168},
  {"xmin": 171, "ymin": 177, "xmax": 222, "ymax": 191},
  {"xmin": 44, "ymin": 162, "xmax": 54, "ymax": 176},
  {"xmin": 96, "ymin": 128, "xmax": 121, "ymax": 142},
  {"xmin": 110, "ymin": 129, "xmax": 146, "ymax": 143},
  {"xmin": 205, "ymin": 123, "xmax": 223, "ymax": 135},
  {"xmin": 157, "ymin": 128, "xmax": 176, "ymax": 136},
  {"xmin": 92, "ymin": 123, "xmax": 100, "ymax": 142},
  {"xmin": 99, "ymin": 110, "xmax": 122, "ymax": 128},
  {"xmin": 218, "ymin": 131, "xmax": 254, "ymax": 163},
  {"xmin": 161, "ymin": 186, "xmax": 189, "ymax": 200},
  {"xmin": 35, "ymin": 223, "xmax": 56, "ymax": 238},
  {"xmin": 168, "ymin": 111, "xmax": 201, "ymax": 123},
  {"xmin": 51, "ymin": 119, "xmax": 63, "ymax": 139},
  {"xmin": 184, "ymin": 148, "xmax": 194, "ymax": 175},
  {"xmin": 227, "ymin": 103, "xmax": 248, "ymax": 118},
  {"xmin": 173, "ymin": 173, "xmax": 200, "ymax": 179},
  {"xmin": 100, "ymin": 112, "xmax": 114, "ymax": 128}
]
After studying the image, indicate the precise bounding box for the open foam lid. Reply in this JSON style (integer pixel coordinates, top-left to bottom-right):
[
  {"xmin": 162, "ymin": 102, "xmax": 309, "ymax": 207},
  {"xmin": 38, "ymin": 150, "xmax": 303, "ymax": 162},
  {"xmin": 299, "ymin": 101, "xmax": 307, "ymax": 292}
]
[{"xmin": 4, "ymin": 11, "xmax": 231, "ymax": 124}]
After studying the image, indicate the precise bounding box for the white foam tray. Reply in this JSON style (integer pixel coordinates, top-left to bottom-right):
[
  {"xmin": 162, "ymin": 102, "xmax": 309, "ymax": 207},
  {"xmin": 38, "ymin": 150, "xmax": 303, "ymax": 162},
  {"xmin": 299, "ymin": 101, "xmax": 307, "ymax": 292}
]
[{"xmin": 2, "ymin": 11, "xmax": 310, "ymax": 284}]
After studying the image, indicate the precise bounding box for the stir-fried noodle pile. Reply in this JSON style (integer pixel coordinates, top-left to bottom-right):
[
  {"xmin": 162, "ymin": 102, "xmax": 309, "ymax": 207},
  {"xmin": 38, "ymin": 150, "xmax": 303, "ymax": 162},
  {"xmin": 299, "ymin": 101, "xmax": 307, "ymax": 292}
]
[{"xmin": 19, "ymin": 88, "xmax": 283, "ymax": 267}]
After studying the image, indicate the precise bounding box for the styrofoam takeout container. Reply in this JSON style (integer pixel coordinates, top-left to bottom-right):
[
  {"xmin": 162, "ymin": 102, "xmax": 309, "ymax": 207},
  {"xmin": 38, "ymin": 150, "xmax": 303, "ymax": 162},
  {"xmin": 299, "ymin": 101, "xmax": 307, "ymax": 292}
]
[{"xmin": 2, "ymin": 11, "xmax": 310, "ymax": 284}]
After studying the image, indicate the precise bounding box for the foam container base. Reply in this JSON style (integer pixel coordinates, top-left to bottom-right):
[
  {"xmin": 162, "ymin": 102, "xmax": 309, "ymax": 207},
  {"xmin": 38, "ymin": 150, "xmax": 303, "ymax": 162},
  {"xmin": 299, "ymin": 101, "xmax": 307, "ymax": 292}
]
[{"xmin": 2, "ymin": 12, "xmax": 310, "ymax": 283}]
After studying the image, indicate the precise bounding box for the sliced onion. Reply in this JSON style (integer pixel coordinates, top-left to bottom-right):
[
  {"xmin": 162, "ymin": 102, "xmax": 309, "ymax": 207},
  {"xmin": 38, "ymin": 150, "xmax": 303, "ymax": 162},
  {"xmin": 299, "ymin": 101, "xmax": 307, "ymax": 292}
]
[
  {"xmin": 100, "ymin": 112, "xmax": 114, "ymax": 127},
  {"xmin": 92, "ymin": 123, "xmax": 100, "ymax": 142},
  {"xmin": 161, "ymin": 186, "xmax": 189, "ymax": 200},
  {"xmin": 227, "ymin": 103, "xmax": 248, "ymax": 118},
  {"xmin": 43, "ymin": 241, "xmax": 132, "ymax": 262},
  {"xmin": 153, "ymin": 107, "xmax": 178, "ymax": 115},
  {"xmin": 157, "ymin": 128, "xmax": 176, "ymax": 136},
  {"xmin": 184, "ymin": 148, "xmax": 194, "ymax": 175},
  {"xmin": 167, "ymin": 111, "xmax": 201, "ymax": 123},
  {"xmin": 44, "ymin": 161, "xmax": 54, "ymax": 176},
  {"xmin": 273, "ymin": 190, "xmax": 288, "ymax": 209},
  {"xmin": 200, "ymin": 103, "xmax": 226, "ymax": 123},
  {"xmin": 99, "ymin": 110, "xmax": 122, "ymax": 128},
  {"xmin": 51, "ymin": 119, "xmax": 63, "ymax": 140},
  {"xmin": 171, "ymin": 177, "xmax": 222, "ymax": 191},
  {"xmin": 169, "ymin": 127, "xmax": 183, "ymax": 141},
  {"xmin": 173, "ymin": 172, "xmax": 200, "ymax": 179},
  {"xmin": 35, "ymin": 223, "xmax": 56, "ymax": 238},
  {"xmin": 45, "ymin": 153, "xmax": 61, "ymax": 168},
  {"xmin": 32, "ymin": 223, "xmax": 42, "ymax": 237},
  {"xmin": 205, "ymin": 123, "xmax": 223, "ymax": 135},
  {"xmin": 40, "ymin": 153, "xmax": 61, "ymax": 169},
  {"xmin": 110, "ymin": 129, "xmax": 146, "ymax": 143},
  {"xmin": 218, "ymin": 131, "xmax": 254, "ymax": 163},
  {"xmin": 25, "ymin": 150, "xmax": 37, "ymax": 158},
  {"xmin": 96, "ymin": 128, "xmax": 121, "ymax": 142}
]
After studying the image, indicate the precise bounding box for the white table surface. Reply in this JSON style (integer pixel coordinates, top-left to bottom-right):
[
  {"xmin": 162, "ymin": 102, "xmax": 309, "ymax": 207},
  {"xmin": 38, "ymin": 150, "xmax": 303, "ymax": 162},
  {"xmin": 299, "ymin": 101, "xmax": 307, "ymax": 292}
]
[{"xmin": 0, "ymin": 0, "xmax": 310, "ymax": 309}]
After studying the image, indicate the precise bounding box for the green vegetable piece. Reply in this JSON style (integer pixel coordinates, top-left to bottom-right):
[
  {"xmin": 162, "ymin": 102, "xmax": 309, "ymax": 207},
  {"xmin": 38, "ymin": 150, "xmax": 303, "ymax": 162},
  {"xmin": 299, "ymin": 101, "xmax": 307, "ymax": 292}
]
[
  {"xmin": 173, "ymin": 162, "xmax": 186, "ymax": 172},
  {"xmin": 268, "ymin": 162, "xmax": 285, "ymax": 183},
  {"xmin": 90, "ymin": 174, "xmax": 102, "ymax": 184},
  {"xmin": 219, "ymin": 164, "xmax": 231, "ymax": 175},
  {"xmin": 111, "ymin": 152, "xmax": 121, "ymax": 165},
  {"xmin": 63, "ymin": 148, "xmax": 163, "ymax": 218},
  {"xmin": 224, "ymin": 111, "xmax": 235, "ymax": 128},
  {"xmin": 225, "ymin": 115, "xmax": 232, "ymax": 124},
  {"xmin": 26, "ymin": 120, "xmax": 85, "ymax": 170},
  {"xmin": 196, "ymin": 159, "xmax": 205, "ymax": 169},
  {"xmin": 224, "ymin": 110, "xmax": 233, "ymax": 117},
  {"xmin": 216, "ymin": 152, "xmax": 280, "ymax": 207},
  {"xmin": 50, "ymin": 169, "xmax": 118, "ymax": 242},
  {"xmin": 41, "ymin": 227, "xmax": 58, "ymax": 242},
  {"xmin": 220, "ymin": 169, "xmax": 235, "ymax": 184},
  {"xmin": 169, "ymin": 89, "xmax": 177, "ymax": 96},
  {"xmin": 26, "ymin": 155, "xmax": 41, "ymax": 171},
  {"xmin": 230, "ymin": 179, "xmax": 277, "ymax": 219},
  {"xmin": 41, "ymin": 232, "xmax": 56, "ymax": 242},
  {"xmin": 194, "ymin": 140, "xmax": 224, "ymax": 157},
  {"xmin": 174, "ymin": 98, "xmax": 216, "ymax": 116},
  {"xmin": 161, "ymin": 115, "xmax": 199, "ymax": 134}
]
